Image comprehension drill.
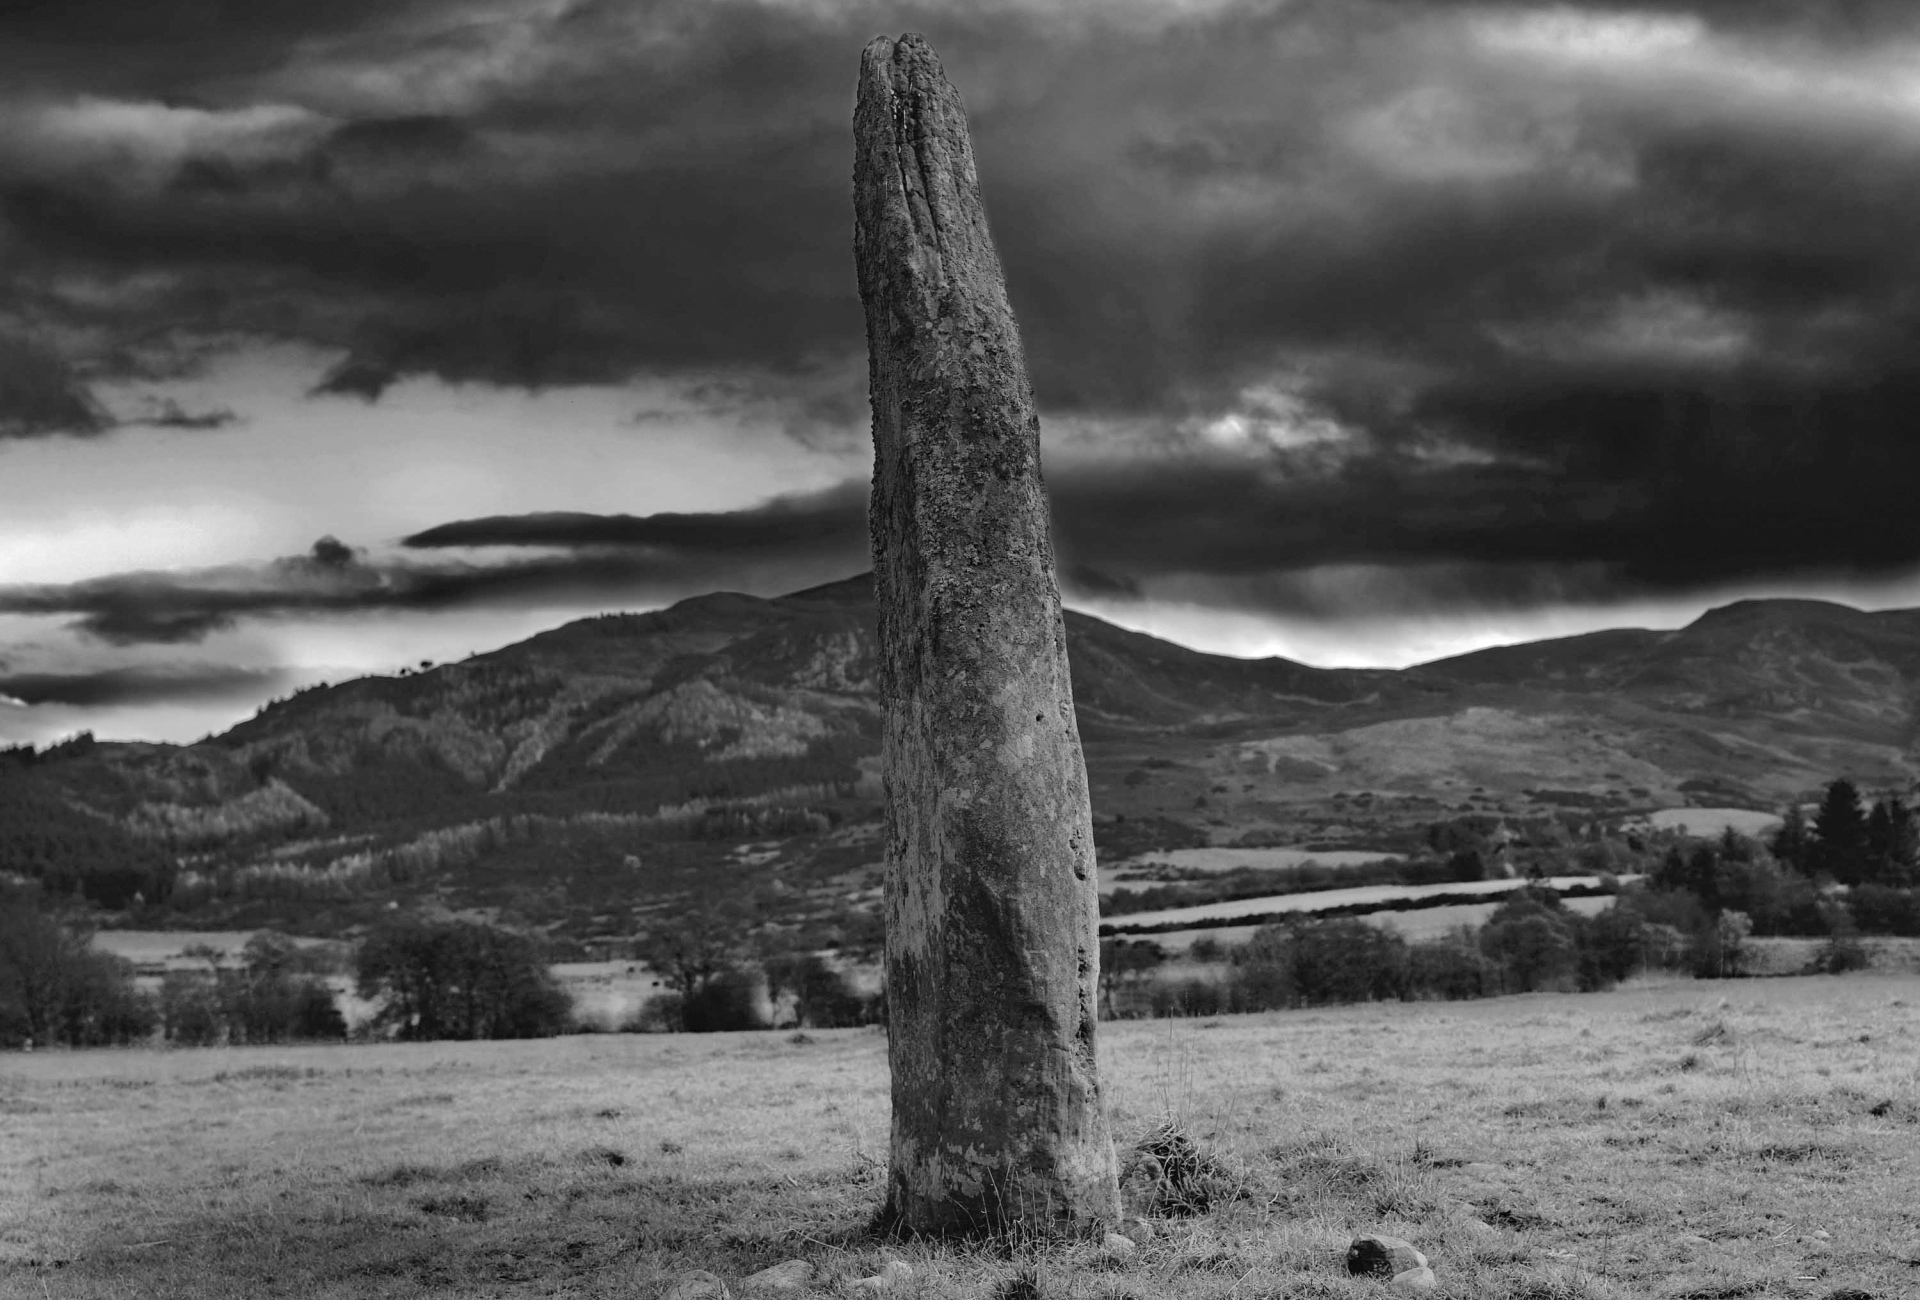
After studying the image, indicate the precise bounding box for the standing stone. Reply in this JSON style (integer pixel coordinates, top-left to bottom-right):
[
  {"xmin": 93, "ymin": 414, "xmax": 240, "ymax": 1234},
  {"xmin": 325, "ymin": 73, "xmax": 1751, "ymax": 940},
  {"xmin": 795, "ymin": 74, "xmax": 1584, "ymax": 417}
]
[{"xmin": 852, "ymin": 32, "xmax": 1119, "ymax": 1235}]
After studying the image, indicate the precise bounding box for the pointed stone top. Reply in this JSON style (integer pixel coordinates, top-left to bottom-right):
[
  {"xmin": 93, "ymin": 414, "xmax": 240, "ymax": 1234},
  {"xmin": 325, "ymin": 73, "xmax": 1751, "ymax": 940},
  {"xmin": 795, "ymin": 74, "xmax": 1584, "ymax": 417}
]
[{"xmin": 853, "ymin": 32, "xmax": 1011, "ymax": 338}]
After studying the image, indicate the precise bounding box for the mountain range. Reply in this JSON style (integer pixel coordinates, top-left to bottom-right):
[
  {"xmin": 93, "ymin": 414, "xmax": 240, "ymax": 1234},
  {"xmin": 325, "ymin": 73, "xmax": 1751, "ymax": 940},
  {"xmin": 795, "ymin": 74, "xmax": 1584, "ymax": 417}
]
[{"xmin": 5, "ymin": 575, "xmax": 1917, "ymax": 941}]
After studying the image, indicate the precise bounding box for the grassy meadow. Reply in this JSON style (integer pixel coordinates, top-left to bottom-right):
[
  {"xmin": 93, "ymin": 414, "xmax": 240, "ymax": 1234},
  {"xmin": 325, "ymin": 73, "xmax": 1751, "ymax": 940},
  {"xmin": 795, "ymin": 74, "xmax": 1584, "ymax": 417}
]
[{"xmin": 4, "ymin": 973, "xmax": 1918, "ymax": 1300}]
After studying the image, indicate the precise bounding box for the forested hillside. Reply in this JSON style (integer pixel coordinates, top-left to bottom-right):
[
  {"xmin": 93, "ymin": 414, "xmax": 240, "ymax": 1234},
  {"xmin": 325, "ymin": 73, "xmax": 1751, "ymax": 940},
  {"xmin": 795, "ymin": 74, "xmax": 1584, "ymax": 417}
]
[{"xmin": 6, "ymin": 576, "xmax": 1920, "ymax": 948}]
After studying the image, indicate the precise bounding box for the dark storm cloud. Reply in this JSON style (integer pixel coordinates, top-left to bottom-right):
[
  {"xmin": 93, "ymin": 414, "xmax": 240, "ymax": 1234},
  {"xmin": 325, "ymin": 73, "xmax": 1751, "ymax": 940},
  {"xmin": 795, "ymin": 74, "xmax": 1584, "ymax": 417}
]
[
  {"xmin": 0, "ymin": 335, "xmax": 109, "ymax": 437},
  {"xmin": 0, "ymin": 664, "xmax": 289, "ymax": 709},
  {"xmin": 9, "ymin": 1, "xmax": 1920, "ymax": 593},
  {"xmin": 0, "ymin": 521, "xmax": 866, "ymax": 646},
  {"xmin": 403, "ymin": 425, "xmax": 1920, "ymax": 616},
  {"xmin": 403, "ymin": 481, "xmax": 868, "ymax": 553}
]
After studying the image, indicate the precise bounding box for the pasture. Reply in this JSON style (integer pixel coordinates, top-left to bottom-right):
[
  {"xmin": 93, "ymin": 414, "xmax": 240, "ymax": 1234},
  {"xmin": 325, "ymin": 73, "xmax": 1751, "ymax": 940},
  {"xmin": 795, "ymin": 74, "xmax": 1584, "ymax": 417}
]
[
  {"xmin": 3, "ymin": 975, "xmax": 1917, "ymax": 1299},
  {"xmin": 1101, "ymin": 875, "xmax": 1628, "ymax": 934}
]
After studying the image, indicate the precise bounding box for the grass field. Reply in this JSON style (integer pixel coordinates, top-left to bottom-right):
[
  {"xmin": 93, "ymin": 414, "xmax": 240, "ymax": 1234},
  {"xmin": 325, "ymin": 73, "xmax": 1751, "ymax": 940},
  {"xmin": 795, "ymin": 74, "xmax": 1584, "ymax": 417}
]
[
  {"xmin": 4, "ymin": 974, "xmax": 1918, "ymax": 1300},
  {"xmin": 1101, "ymin": 875, "xmax": 1627, "ymax": 934}
]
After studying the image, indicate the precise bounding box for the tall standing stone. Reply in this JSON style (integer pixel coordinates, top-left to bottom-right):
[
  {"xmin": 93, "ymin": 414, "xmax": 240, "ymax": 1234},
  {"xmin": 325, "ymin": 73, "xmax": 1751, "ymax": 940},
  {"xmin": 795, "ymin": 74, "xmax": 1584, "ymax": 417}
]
[{"xmin": 852, "ymin": 33, "xmax": 1119, "ymax": 1235}]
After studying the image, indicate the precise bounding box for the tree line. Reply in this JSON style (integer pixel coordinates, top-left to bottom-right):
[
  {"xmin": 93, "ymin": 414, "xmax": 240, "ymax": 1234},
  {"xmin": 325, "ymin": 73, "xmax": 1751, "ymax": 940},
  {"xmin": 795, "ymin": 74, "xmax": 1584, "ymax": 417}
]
[{"xmin": 1100, "ymin": 885, "xmax": 1641, "ymax": 1018}]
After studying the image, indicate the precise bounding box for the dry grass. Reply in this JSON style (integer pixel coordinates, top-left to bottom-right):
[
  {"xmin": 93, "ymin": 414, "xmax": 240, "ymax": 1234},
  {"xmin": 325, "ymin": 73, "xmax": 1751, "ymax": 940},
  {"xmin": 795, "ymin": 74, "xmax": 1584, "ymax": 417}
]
[{"xmin": 4, "ymin": 974, "xmax": 1918, "ymax": 1299}]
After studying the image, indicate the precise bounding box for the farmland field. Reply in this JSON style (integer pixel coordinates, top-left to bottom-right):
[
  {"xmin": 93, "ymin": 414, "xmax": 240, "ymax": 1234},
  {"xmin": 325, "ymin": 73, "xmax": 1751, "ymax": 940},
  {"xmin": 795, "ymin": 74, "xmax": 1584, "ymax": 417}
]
[
  {"xmin": 1639, "ymin": 808, "xmax": 1786, "ymax": 840},
  {"xmin": 1100, "ymin": 848, "xmax": 1406, "ymax": 895},
  {"xmin": 4, "ymin": 974, "xmax": 1918, "ymax": 1299},
  {"xmin": 1101, "ymin": 875, "xmax": 1631, "ymax": 934}
]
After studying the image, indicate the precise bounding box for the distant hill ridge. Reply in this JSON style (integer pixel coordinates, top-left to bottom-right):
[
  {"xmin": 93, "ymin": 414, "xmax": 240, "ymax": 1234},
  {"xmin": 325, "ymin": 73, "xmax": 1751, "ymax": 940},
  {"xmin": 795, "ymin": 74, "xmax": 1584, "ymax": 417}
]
[{"xmin": 6, "ymin": 577, "xmax": 1918, "ymax": 932}]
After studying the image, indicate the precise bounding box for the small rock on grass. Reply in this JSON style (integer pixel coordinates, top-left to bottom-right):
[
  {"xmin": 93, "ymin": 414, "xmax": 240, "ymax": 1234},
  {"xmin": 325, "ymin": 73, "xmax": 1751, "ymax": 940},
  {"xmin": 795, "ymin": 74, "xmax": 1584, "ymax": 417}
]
[
  {"xmin": 1348, "ymin": 1236, "xmax": 1429, "ymax": 1279},
  {"xmin": 662, "ymin": 1271, "xmax": 730, "ymax": 1300},
  {"xmin": 741, "ymin": 1261, "xmax": 813, "ymax": 1293},
  {"xmin": 1390, "ymin": 1266, "xmax": 1437, "ymax": 1295},
  {"xmin": 1102, "ymin": 1233, "xmax": 1135, "ymax": 1260},
  {"xmin": 849, "ymin": 1260, "xmax": 913, "ymax": 1291}
]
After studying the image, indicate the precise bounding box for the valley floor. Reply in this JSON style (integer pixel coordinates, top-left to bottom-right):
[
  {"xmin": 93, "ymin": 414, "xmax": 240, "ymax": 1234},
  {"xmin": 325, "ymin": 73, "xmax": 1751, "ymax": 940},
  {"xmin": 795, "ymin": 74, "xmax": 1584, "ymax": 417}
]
[{"xmin": 3, "ymin": 974, "xmax": 1917, "ymax": 1299}]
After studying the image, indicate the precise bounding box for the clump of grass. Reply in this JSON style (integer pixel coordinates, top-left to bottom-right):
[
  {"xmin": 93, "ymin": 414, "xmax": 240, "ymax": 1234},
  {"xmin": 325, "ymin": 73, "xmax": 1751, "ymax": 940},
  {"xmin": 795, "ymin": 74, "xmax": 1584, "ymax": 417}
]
[
  {"xmin": 208, "ymin": 1065, "xmax": 316, "ymax": 1084},
  {"xmin": 363, "ymin": 1156, "xmax": 501, "ymax": 1188},
  {"xmin": 413, "ymin": 1192, "xmax": 490, "ymax": 1221},
  {"xmin": 1265, "ymin": 1131, "xmax": 1433, "ymax": 1219},
  {"xmin": 1125, "ymin": 1120, "xmax": 1238, "ymax": 1216},
  {"xmin": 994, "ymin": 1266, "xmax": 1045, "ymax": 1300},
  {"xmin": 1690, "ymin": 1019, "xmax": 1733, "ymax": 1047},
  {"xmin": 1411, "ymin": 1137, "xmax": 1465, "ymax": 1168}
]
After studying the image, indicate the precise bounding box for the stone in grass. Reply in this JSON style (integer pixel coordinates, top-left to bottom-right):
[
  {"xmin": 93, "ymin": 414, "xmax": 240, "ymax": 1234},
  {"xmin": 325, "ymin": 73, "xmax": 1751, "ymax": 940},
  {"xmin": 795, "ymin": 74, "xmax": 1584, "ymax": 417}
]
[
  {"xmin": 1390, "ymin": 1266, "xmax": 1437, "ymax": 1294},
  {"xmin": 849, "ymin": 1260, "xmax": 913, "ymax": 1291},
  {"xmin": 1102, "ymin": 1233, "xmax": 1135, "ymax": 1260},
  {"xmin": 662, "ymin": 1271, "xmax": 730, "ymax": 1300},
  {"xmin": 741, "ymin": 1261, "xmax": 814, "ymax": 1293},
  {"xmin": 1348, "ymin": 1236, "xmax": 1429, "ymax": 1279}
]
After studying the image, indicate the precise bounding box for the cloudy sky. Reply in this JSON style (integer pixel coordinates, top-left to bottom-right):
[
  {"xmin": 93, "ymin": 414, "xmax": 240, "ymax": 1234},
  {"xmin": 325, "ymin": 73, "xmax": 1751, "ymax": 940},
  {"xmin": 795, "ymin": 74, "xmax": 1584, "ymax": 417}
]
[{"xmin": 5, "ymin": 0, "xmax": 1920, "ymax": 744}]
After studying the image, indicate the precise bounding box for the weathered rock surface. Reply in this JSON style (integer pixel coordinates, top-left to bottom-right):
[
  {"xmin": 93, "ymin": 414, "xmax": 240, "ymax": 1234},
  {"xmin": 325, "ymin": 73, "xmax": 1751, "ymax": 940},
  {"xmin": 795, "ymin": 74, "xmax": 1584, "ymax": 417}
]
[
  {"xmin": 661, "ymin": 1271, "xmax": 730, "ymax": 1300},
  {"xmin": 1348, "ymin": 1236, "xmax": 1429, "ymax": 1279},
  {"xmin": 740, "ymin": 1261, "xmax": 813, "ymax": 1293},
  {"xmin": 1389, "ymin": 1265, "xmax": 1438, "ymax": 1294},
  {"xmin": 853, "ymin": 31, "xmax": 1118, "ymax": 1236}
]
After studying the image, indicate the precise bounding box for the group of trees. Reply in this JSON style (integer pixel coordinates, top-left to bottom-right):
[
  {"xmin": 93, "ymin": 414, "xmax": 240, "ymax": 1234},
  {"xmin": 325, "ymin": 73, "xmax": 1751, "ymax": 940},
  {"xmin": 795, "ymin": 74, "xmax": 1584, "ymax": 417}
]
[
  {"xmin": 0, "ymin": 889, "xmax": 156, "ymax": 1047},
  {"xmin": 0, "ymin": 903, "xmax": 586, "ymax": 1049},
  {"xmin": 159, "ymin": 933, "xmax": 347, "ymax": 1046},
  {"xmin": 1777, "ymin": 779, "xmax": 1916, "ymax": 887},
  {"xmin": 1617, "ymin": 778, "xmax": 1920, "ymax": 977},
  {"xmin": 1105, "ymin": 887, "xmax": 1642, "ymax": 1018},
  {"xmin": 630, "ymin": 915, "xmax": 881, "ymax": 1033},
  {"xmin": 0, "ymin": 772, "xmax": 178, "ymax": 910},
  {"xmin": 354, "ymin": 919, "xmax": 574, "ymax": 1040}
]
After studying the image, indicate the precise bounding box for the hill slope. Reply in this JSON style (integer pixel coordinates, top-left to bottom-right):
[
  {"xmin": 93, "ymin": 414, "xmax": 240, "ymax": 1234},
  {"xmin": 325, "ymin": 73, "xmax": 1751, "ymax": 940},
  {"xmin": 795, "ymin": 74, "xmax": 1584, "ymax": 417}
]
[{"xmin": 5, "ymin": 579, "xmax": 1918, "ymax": 940}]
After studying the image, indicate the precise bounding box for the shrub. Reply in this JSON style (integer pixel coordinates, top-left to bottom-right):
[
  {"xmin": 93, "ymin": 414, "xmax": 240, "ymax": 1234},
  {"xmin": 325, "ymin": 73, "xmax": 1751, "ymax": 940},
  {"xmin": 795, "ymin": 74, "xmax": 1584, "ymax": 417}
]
[
  {"xmin": 628, "ymin": 992, "xmax": 685, "ymax": 1033},
  {"xmin": 1407, "ymin": 938, "xmax": 1500, "ymax": 1000},
  {"xmin": 1689, "ymin": 910, "xmax": 1753, "ymax": 979},
  {"xmin": 764, "ymin": 953, "xmax": 868, "ymax": 1028},
  {"xmin": 1228, "ymin": 917, "xmax": 1411, "ymax": 1009},
  {"xmin": 1148, "ymin": 978, "xmax": 1225, "ymax": 1018},
  {"xmin": 1848, "ymin": 885, "xmax": 1920, "ymax": 936},
  {"xmin": 1809, "ymin": 932, "xmax": 1871, "ymax": 974},
  {"xmin": 681, "ymin": 967, "xmax": 764, "ymax": 1033},
  {"xmin": 1479, "ymin": 889, "xmax": 1582, "ymax": 991}
]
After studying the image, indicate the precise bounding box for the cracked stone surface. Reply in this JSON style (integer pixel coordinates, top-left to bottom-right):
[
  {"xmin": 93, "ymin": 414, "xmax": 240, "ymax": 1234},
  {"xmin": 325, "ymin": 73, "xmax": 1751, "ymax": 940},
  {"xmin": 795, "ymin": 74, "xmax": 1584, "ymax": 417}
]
[{"xmin": 853, "ymin": 30, "xmax": 1119, "ymax": 1236}]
